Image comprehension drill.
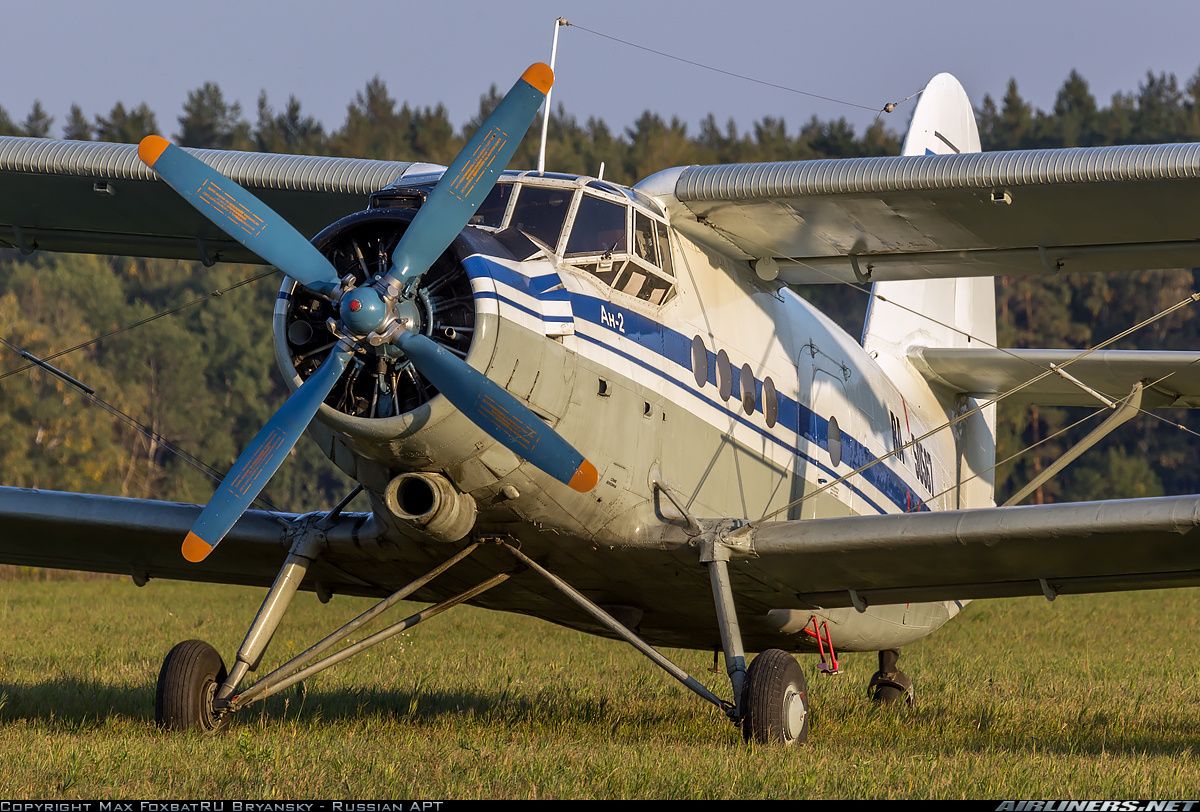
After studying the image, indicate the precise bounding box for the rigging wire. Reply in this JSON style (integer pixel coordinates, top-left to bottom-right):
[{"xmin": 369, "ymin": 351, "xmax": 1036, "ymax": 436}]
[
  {"xmin": 567, "ymin": 21, "xmax": 909, "ymax": 115},
  {"xmin": 0, "ymin": 267, "xmax": 295, "ymax": 521},
  {"xmin": 925, "ymin": 364, "xmax": 1194, "ymax": 506},
  {"xmin": 0, "ymin": 267, "xmax": 278, "ymax": 383},
  {"xmin": 752, "ymin": 289, "xmax": 1200, "ymax": 524},
  {"xmin": 697, "ymin": 222, "xmax": 1200, "ymax": 518}
]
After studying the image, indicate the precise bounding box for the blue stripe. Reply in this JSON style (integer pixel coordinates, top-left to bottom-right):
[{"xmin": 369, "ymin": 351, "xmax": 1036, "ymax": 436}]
[
  {"xmin": 475, "ymin": 291, "xmax": 575, "ymax": 323},
  {"xmin": 464, "ymin": 255, "xmax": 929, "ymax": 515},
  {"xmin": 465, "ymin": 255, "xmax": 571, "ymax": 300},
  {"xmin": 574, "ymin": 331, "xmax": 890, "ymax": 516}
]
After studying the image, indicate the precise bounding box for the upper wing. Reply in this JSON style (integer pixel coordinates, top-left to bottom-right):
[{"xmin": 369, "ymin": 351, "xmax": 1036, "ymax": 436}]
[
  {"xmin": 0, "ymin": 136, "xmax": 436, "ymax": 263},
  {"xmin": 910, "ymin": 347, "xmax": 1200, "ymax": 408},
  {"xmin": 0, "ymin": 486, "xmax": 386, "ymax": 598},
  {"xmin": 637, "ymin": 143, "xmax": 1200, "ymax": 284},
  {"xmin": 723, "ymin": 494, "xmax": 1200, "ymax": 609}
]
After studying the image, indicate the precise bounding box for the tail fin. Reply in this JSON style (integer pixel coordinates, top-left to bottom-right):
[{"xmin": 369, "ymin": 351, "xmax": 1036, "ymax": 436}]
[{"xmin": 861, "ymin": 73, "xmax": 997, "ymax": 508}]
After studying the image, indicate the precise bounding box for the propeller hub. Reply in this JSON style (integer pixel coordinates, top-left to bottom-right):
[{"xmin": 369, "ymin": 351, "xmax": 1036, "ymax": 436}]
[{"xmin": 339, "ymin": 288, "xmax": 388, "ymax": 335}]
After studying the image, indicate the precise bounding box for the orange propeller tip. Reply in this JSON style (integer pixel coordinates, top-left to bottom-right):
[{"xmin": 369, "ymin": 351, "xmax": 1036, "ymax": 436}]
[
  {"xmin": 138, "ymin": 134, "xmax": 170, "ymax": 167},
  {"xmin": 181, "ymin": 531, "xmax": 213, "ymax": 563},
  {"xmin": 568, "ymin": 459, "xmax": 599, "ymax": 493},
  {"xmin": 521, "ymin": 62, "xmax": 554, "ymax": 94}
]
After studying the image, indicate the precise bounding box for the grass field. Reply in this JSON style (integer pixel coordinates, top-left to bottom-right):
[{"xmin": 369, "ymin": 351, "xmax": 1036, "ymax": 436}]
[{"xmin": 0, "ymin": 577, "xmax": 1196, "ymax": 799}]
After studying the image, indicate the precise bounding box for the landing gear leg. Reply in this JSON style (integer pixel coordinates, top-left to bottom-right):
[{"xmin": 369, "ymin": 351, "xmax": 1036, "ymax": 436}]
[
  {"xmin": 156, "ymin": 522, "xmax": 324, "ymax": 730},
  {"xmin": 702, "ymin": 535, "xmax": 809, "ymax": 745},
  {"xmin": 868, "ymin": 648, "xmax": 914, "ymax": 706}
]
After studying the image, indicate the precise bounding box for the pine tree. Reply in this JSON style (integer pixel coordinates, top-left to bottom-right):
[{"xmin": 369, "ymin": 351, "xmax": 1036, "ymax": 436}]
[
  {"xmin": 0, "ymin": 105, "xmax": 17, "ymax": 136},
  {"xmin": 94, "ymin": 102, "xmax": 158, "ymax": 143},
  {"xmin": 1049, "ymin": 70, "xmax": 1098, "ymax": 146},
  {"xmin": 21, "ymin": 101, "xmax": 52, "ymax": 138},
  {"xmin": 63, "ymin": 105, "xmax": 92, "ymax": 140},
  {"xmin": 255, "ymin": 92, "xmax": 325, "ymax": 154},
  {"xmin": 177, "ymin": 82, "xmax": 251, "ymax": 149}
]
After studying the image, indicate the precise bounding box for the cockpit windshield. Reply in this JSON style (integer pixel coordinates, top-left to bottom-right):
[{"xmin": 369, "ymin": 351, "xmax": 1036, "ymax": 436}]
[
  {"xmin": 469, "ymin": 182, "xmax": 513, "ymax": 228},
  {"xmin": 461, "ymin": 176, "xmax": 676, "ymax": 307},
  {"xmin": 565, "ymin": 195, "xmax": 627, "ymax": 256},
  {"xmin": 509, "ymin": 186, "xmax": 573, "ymax": 249}
]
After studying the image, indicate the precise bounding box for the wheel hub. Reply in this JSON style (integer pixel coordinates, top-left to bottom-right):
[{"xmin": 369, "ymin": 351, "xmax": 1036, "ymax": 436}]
[{"xmin": 784, "ymin": 687, "xmax": 806, "ymax": 740}]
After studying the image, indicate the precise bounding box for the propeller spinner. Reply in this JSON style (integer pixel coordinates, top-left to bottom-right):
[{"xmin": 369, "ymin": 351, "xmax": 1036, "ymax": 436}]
[{"xmin": 141, "ymin": 63, "xmax": 597, "ymax": 564}]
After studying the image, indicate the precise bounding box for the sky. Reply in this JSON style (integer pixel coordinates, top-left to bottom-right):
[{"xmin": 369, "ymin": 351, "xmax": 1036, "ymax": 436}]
[{"xmin": 6, "ymin": 0, "xmax": 1200, "ymax": 144}]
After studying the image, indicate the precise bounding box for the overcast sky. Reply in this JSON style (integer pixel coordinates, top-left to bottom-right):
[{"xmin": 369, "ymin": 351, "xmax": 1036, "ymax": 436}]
[{"xmin": 7, "ymin": 0, "xmax": 1200, "ymax": 144}]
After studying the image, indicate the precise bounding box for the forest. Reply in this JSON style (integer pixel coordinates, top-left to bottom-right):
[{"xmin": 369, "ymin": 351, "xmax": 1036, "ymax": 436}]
[{"xmin": 2, "ymin": 67, "xmax": 1200, "ymax": 512}]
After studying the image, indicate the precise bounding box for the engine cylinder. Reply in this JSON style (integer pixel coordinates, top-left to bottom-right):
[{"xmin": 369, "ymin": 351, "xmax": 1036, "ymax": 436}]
[{"xmin": 383, "ymin": 472, "xmax": 477, "ymax": 542}]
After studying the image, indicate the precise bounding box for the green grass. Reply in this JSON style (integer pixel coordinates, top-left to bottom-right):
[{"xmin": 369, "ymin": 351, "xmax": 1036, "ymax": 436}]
[{"xmin": 0, "ymin": 578, "xmax": 1196, "ymax": 798}]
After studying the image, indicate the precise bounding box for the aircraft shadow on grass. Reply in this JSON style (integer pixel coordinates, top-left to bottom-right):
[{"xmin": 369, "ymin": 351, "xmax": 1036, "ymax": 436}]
[{"xmin": 0, "ymin": 677, "xmax": 1192, "ymax": 756}]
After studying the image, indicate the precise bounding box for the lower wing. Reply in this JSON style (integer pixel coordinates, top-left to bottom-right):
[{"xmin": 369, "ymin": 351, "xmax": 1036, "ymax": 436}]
[
  {"xmin": 720, "ymin": 494, "xmax": 1200, "ymax": 609},
  {"xmin": 0, "ymin": 486, "xmax": 385, "ymax": 597}
]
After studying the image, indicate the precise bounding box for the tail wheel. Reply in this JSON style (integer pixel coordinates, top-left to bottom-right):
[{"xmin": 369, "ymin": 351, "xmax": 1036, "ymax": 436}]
[
  {"xmin": 155, "ymin": 639, "xmax": 229, "ymax": 732},
  {"xmin": 868, "ymin": 669, "xmax": 915, "ymax": 706},
  {"xmin": 740, "ymin": 648, "xmax": 810, "ymax": 745}
]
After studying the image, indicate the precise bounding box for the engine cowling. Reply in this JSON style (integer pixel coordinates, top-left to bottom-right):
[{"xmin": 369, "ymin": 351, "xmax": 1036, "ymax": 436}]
[{"xmin": 272, "ymin": 207, "xmax": 503, "ymax": 443}]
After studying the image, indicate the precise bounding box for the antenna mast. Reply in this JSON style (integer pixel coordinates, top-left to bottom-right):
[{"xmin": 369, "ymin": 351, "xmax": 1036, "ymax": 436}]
[{"xmin": 536, "ymin": 16, "xmax": 569, "ymax": 175}]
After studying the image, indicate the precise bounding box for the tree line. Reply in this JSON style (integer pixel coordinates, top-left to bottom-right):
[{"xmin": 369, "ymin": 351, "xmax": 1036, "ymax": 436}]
[{"xmin": 2, "ymin": 67, "xmax": 1200, "ymax": 510}]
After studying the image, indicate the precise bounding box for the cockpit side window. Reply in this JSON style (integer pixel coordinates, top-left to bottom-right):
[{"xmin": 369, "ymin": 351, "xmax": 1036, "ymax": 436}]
[
  {"xmin": 655, "ymin": 220, "xmax": 674, "ymax": 277},
  {"xmin": 508, "ymin": 185, "xmax": 573, "ymax": 249},
  {"xmin": 558, "ymin": 188, "xmax": 676, "ymax": 307},
  {"xmin": 633, "ymin": 211, "xmax": 658, "ymax": 266},
  {"xmin": 565, "ymin": 194, "xmax": 628, "ymax": 257},
  {"xmin": 470, "ymin": 182, "xmax": 514, "ymax": 228}
]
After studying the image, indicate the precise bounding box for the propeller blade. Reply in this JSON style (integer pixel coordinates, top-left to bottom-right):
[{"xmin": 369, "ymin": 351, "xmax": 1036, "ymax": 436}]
[
  {"xmin": 183, "ymin": 345, "xmax": 354, "ymax": 562},
  {"xmin": 394, "ymin": 330, "xmax": 597, "ymax": 493},
  {"xmin": 382, "ymin": 63, "xmax": 553, "ymax": 289},
  {"xmin": 138, "ymin": 135, "xmax": 341, "ymax": 297}
]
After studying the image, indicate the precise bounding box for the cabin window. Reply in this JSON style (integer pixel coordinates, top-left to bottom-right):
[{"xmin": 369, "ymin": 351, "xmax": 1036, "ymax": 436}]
[
  {"xmin": 740, "ymin": 364, "xmax": 756, "ymax": 415},
  {"xmin": 509, "ymin": 185, "xmax": 572, "ymax": 249},
  {"xmin": 575, "ymin": 259, "xmax": 625, "ymax": 287},
  {"xmin": 565, "ymin": 194, "xmax": 627, "ymax": 257},
  {"xmin": 691, "ymin": 335, "xmax": 708, "ymax": 388},
  {"xmin": 763, "ymin": 376, "xmax": 778, "ymax": 427},
  {"xmin": 716, "ymin": 350, "xmax": 733, "ymax": 401},
  {"xmin": 827, "ymin": 416, "xmax": 843, "ymax": 467},
  {"xmin": 615, "ymin": 266, "xmax": 673, "ymax": 305},
  {"xmin": 470, "ymin": 182, "xmax": 514, "ymax": 228}
]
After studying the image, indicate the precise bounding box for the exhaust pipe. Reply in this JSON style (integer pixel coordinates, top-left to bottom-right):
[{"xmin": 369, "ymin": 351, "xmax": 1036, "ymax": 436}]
[{"xmin": 383, "ymin": 472, "xmax": 477, "ymax": 542}]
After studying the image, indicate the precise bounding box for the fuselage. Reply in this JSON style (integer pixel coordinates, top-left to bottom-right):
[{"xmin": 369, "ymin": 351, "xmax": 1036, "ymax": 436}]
[{"xmin": 273, "ymin": 170, "xmax": 971, "ymax": 653}]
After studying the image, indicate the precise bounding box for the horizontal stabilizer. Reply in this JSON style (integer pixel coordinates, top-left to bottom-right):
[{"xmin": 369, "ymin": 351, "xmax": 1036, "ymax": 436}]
[{"xmin": 909, "ymin": 347, "xmax": 1200, "ymax": 407}]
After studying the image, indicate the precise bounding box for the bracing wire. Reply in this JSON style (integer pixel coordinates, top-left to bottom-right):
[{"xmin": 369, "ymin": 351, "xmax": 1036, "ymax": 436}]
[
  {"xmin": 0, "ymin": 268, "xmax": 294, "ymax": 520},
  {"xmin": 0, "ymin": 267, "xmax": 278, "ymax": 382},
  {"xmin": 567, "ymin": 21, "xmax": 913, "ymax": 116},
  {"xmin": 753, "ymin": 290, "xmax": 1200, "ymax": 524}
]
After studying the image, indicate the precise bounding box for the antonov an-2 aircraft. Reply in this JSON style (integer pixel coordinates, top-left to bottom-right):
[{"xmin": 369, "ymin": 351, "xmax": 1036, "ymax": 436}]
[{"xmin": 2, "ymin": 62, "xmax": 1200, "ymax": 745}]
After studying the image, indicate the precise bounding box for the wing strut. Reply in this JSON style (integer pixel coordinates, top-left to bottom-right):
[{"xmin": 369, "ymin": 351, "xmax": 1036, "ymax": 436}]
[{"xmin": 1003, "ymin": 382, "xmax": 1144, "ymax": 507}]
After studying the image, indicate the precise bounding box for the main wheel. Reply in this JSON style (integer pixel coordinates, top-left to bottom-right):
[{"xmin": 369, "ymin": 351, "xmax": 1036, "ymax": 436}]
[
  {"xmin": 740, "ymin": 649, "xmax": 810, "ymax": 745},
  {"xmin": 155, "ymin": 640, "xmax": 229, "ymax": 732}
]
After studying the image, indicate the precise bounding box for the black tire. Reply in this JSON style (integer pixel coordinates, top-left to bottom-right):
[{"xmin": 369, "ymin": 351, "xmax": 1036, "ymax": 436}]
[
  {"xmin": 869, "ymin": 668, "xmax": 914, "ymax": 706},
  {"xmin": 740, "ymin": 649, "xmax": 810, "ymax": 745},
  {"xmin": 155, "ymin": 640, "xmax": 229, "ymax": 732}
]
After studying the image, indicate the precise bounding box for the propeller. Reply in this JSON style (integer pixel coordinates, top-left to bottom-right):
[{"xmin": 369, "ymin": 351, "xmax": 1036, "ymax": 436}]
[
  {"xmin": 137, "ymin": 135, "xmax": 341, "ymax": 298},
  {"xmin": 140, "ymin": 63, "xmax": 598, "ymax": 564}
]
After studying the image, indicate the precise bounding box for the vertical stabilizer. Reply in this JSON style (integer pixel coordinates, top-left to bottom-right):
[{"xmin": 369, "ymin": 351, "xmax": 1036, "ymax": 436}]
[{"xmin": 861, "ymin": 73, "xmax": 997, "ymax": 508}]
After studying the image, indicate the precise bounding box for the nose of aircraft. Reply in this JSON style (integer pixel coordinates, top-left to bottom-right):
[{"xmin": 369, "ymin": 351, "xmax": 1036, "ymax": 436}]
[{"xmin": 339, "ymin": 287, "xmax": 388, "ymax": 335}]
